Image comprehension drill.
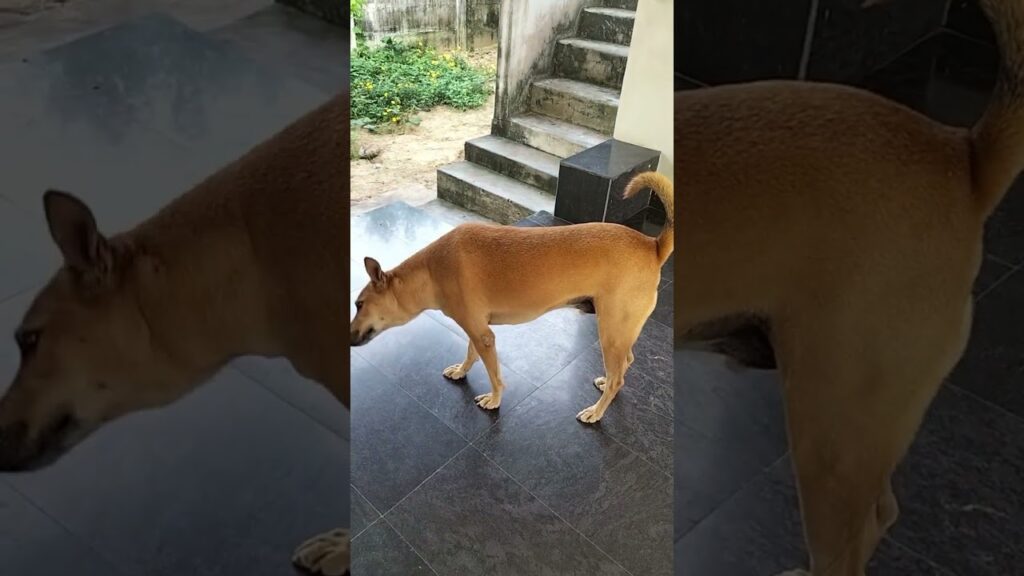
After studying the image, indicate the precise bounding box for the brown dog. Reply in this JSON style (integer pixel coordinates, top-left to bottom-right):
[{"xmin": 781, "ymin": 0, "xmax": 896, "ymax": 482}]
[
  {"xmin": 677, "ymin": 1, "xmax": 1024, "ymax": 575},
  {"xmin": 0, "ymin": 95, "xmax": 350, "ymax": 575},
  {"xmin": 350, "ymin": 172, "xmax": 673, "ymax": 423}
]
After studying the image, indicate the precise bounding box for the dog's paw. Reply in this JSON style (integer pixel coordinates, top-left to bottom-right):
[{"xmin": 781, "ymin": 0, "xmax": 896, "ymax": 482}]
[
  {"xmin": 576, "ymin": 404, "xmax": 604, "ymax": 423},
  {"xmin": 292, "ymin": 528, "xmax": 350, "ymax": 576},
  {"xmin": 443, "ymin": 364, "xmax": 469, "ymax": 380},
  {"xmin": 593, "ymin": 376, "xmax": 607, "ymax": 391},
  {"xmin": 775, "ymin": 570, "xmax": 810, "ymax": 576},
  {"xmin": 475, "ymin": 392, "xmax": 501, "ymax": 410}
]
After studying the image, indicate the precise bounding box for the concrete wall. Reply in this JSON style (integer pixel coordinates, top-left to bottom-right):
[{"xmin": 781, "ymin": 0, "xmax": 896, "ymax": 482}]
[
  {"xmin": 362, "ymin": 0, "xmax": 500, "ymax": 50},
  {"xmin": 613, "ymin": 0, "xmax": 673, "ymax": 180},
  {"xmin": 493, "ymin": 0, "xmax": 605, "ymax": 134}
]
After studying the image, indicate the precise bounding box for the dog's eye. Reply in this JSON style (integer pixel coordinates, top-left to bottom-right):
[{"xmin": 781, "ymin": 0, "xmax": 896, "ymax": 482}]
[
  {"xmin": 355, "ymin": 301, "xmax": 364, "ymax": 310},
  {"xmin": 15, "ymin": 330, "xmax": 41, "ymax": 357}
]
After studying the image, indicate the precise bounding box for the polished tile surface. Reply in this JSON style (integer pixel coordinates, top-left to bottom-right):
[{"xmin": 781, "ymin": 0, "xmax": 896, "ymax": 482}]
[
  {"xmin": 351, "ymin": 203, "xmax": 673, "ymax": 574},
  {"xmin": 676, "ymin": 25, "xmax": 1024, "ymax": 576},
  {"xmin": 0, "ymin": 11, "xmax": 346, "ymax": 576}
]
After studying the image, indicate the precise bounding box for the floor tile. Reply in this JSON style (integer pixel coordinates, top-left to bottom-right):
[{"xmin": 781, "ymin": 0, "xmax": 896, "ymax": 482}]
[
  {"xmin": 890, "ymin": 386, "xmax": 1024, "ymax": 576},
  {"xmin": 0, "ymin": 13, "xmax": 328, "ymax": 229},
  {"xmin": 674, "ymin": 351, "xmax": 787, "ymax": 539},
  {"xmin": 3, "ymin": 369, "xmax": 347, "ymax": 576},
  {"xmin": 352, "ymin": 519, "xmax": 435, "ymax": 576},
  {"xmin": 387, "ymin": 447, "xmax": 628, "ymax": 576},
  {"xmin": 213, "ymin": 3, "xmax": 348, "ymax": 95},
  {"xmin": 651, "ymin": 281, "xmax": 673, "ymax": 328},
  {"xmin": 349, "ymin": 202, "xmax": 454, "ymax": 273},
  {"xmin": 487, "ymin": 309, "xmax": 600, "ymax": 386},
  {"xmin": 0, "ymin": 479, "xmax": 126, "ymax": 576},
  {"xmin": 974, "ymin": 255, "xmax": 1015, "ymax": 296},
  {"xmin": 351, "ymin": 486, "xmax": 380, "ymax": 538},
  {"xmin": 0, "ymin": 201, "xmax": 55, "ymax": 302},
  {"xmin": 232, "ymin": 356, "xmax": 349, "ymax": 440},
  {"xmin": 476, "ymin": 382, "xmax": 673, "ymax": 575},
  {"xmin": 350, "ymin": 352, "xmax": 467, "ymax": 512},
  {"xmin": 355, "ymin": 312, "xmax": 538, "ymax": 440},
  {"xmin": 949, "ymin": 267, "xmax": 1024, "ymax": 417},
  {"xmin": 519, "ymin": 344, "xmax": 673, "ymax": 473}
]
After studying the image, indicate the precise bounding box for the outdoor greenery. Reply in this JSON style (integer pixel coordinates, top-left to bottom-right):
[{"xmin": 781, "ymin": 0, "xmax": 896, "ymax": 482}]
[
  {"xmin": 351, "ymin": 38, "xmax": 493, "ymax": 129},
  {"xmin": 350, "ymin": 0, "xmax": 366, "ymax": 45}
]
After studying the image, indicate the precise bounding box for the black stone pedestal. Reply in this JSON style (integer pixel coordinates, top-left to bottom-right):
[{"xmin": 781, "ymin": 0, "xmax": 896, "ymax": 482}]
[{"xmin": 553, "ymin": 139, "xmax": 661, "ymax": 227}]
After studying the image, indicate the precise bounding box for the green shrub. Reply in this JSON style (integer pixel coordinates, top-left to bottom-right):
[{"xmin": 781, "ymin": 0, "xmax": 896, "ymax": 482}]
[
  {"xmin": 350, "ymin": 0, "xmax": 366, "ymax": 45},
  {"xmin": 351, "ymin": 38, "xmax": 492, "ymax": 129}
]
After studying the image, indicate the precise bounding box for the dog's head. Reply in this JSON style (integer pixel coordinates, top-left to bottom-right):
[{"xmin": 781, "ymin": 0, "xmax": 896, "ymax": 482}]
[
  {"xmin": 0, "ymin": 192, "xmax": 184, "ymax": 472},
  {"xmin": 350, "ymin": 257, "xmax": 416, "ymax": 346}
]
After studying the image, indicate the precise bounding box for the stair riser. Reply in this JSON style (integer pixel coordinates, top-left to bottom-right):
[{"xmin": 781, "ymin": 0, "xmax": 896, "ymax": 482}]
[
  {"xmin": 580, "ymin": 11, "xmax": 634, "ymax": 45},
  {"xmin": 603, "ymin": 0, "xmax": 638, "ymax": 9},
  {"xmin": 466, "ymin": 142, "xmax": 558, "ymax": 194},
  {"xmin": 554, "ymin": 42, "xmax": 628, "ymax": 89},
  {"xmin": 506, "ymin": 120, "xmax": 589, "ymax": 158},
  {"xmin": 437, "ymin": 171, "xmax": 537, "ymax": 225},
  {"xmin": 528, "ymin": 83, "xmax": 617, "ymax": 134}
]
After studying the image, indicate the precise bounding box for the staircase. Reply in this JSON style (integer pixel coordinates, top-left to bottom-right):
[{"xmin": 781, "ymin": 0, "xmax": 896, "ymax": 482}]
[{"xmin": 437, "ymin": 1, "xmax": 638, "ymax": 224}]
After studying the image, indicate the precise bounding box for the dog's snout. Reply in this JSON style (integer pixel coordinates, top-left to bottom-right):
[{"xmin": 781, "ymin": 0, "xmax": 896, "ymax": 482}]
[{"xmin": 350, "ymin": 327, "xmax": 375, "ymax": 347}]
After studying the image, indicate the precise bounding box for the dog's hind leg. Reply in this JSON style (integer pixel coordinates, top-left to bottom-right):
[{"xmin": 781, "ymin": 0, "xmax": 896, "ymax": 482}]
[
  {"xmin": 443, "ymin": 340, "xmax": 478, "ymax": 381},
  {"xmin": 776, "ymin": 302, "xmax": 971, "ymax": 576},
  {"xmin": 579, "ymin": 295, "xmax": 654, "ymax": 423}
]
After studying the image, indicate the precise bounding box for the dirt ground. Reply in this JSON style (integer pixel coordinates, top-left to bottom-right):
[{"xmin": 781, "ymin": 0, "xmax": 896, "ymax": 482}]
[{"xmin": 350, "ymin": 46, "xmax": 498, "ymax": 212}]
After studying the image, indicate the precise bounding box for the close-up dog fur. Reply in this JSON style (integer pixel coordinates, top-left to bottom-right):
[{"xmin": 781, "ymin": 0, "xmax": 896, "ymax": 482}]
[
  {"xmin": 678, "ymin": 0, "xmax": 1024, "ymax": 575},
  {"xmin": 350, "ymin": 171, "xmax": 673, "ymax": 423},
  {"xmin": 0, "ymin": 95, "xmax": 350, "ymax": 576}
]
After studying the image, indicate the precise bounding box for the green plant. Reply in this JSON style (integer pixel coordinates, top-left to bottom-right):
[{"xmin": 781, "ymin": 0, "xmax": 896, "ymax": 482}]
[
  {"xmin": 351, "ymin": 38, "xmax": 492, "ymax": 129},
  {"xmin": 350, "ymin": 0, "xmax": 367, "ymax": 45}
]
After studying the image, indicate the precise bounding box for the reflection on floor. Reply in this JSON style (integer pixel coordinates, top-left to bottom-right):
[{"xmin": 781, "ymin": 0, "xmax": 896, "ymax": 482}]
[
  {"xmin": 676, "ymin": 32, "xmax": 1024, "ymax": 575},
  {"xmin": 350, "ymin": 203, "xmax": 675, "ymax": 575},
  {"xmin": 0, "ymin": 9, "xmax": 347, "ymax": 576}
]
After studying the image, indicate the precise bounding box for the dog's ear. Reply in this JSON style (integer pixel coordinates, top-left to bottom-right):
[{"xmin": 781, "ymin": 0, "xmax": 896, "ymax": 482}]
[
  {"xmin": 364, "ymin": 257, "xmax": 386, "ymax": 285},
  {"xmin": 43, "ymin": 190, "xmax": 114, "ymax": 279}
]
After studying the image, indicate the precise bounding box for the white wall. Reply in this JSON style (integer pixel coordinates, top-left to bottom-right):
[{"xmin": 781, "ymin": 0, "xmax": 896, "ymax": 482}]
[{"xmin": 613, "ymin": 0, "xmax": 674, "ymax": 181}]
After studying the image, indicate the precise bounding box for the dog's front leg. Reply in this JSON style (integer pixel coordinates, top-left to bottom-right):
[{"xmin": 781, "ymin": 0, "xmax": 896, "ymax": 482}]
[
  {"xmin": 442, "ymin": 340, "xmax": 478, "ymax": 380},
  {"xmin": 292, "ymin": 528, "xmax": 350, "ymax": 575},
  {"xmin": 464, "ymin": 327, "xmax": 503, "ymax": 410}
]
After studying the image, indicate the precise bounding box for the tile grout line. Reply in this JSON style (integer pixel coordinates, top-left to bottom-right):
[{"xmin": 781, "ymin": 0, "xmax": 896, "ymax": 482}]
[
  {"xmin": 476, "ymin": 449, "xmax": 639, "ymax": 576},
  {"xmin": 0, "ymin": 477, "xmax": 134, "ymax": 576},
  {"xmin": 378, "ymin": 444, "xmax": 476, "ymax": 519},
  {"xmin": 946, "ymin": 377, "xmax": 1024, "ymax": 426},
  {"xmin": 350, "ymin": 483, "xmax": 383, "ymax": 541},
  {"xmin": 678, "ymin": 451, "xmax": 791, "ymax": 541},
  {"xmin": 975, "ymin": 261, "xmax": 1021, "ymax": 301},
  {"xmin": 382, "ymin": 515, "xmax": 443, "ymax": 576},
  {"xmin": 228, "ymin": 364, "xmax": 350, "ymax": 442}
]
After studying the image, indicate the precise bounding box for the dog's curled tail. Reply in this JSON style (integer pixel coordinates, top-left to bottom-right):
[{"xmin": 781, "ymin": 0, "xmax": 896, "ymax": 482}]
[
  {"xmin": 624, "ymin": 171, "xmax": 674, "ymax": 265},
  {"xmin": 971, "ymin": 0, "xmax": 1024, "ymax": 218}
]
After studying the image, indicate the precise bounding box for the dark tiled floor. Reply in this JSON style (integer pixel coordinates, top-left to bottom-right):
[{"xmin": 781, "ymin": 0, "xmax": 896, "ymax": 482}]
[
  {"xmin": 676, "ymin": 30, "xmax": 1024, "ymax": 575},
  {"xmin": 350, "ymin": 203, "xmax": 674, "ymax": 575},
  {"xmin": 0, "ymin": 11, "xmax": 347, "ymax": 576}
]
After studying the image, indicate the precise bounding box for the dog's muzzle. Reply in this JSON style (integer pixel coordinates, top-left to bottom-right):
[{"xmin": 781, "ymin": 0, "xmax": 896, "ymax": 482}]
[{"xmin": 350, "ymin": 327, "xmax": 376, "ymax": 347}]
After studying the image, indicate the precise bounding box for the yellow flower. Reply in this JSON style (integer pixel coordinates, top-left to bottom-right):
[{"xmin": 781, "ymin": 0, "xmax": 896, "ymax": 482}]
[
  {"xmin": 392, "ymin": 116, "xmax": 400, "ymax": 123},
  {"xmin": 365, "ymin": 81, "xmax": 374, "ymax": 91}
]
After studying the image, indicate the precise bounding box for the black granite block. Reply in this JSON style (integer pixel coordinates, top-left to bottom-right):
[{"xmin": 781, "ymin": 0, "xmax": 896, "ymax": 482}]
[
  {"xmin": 555, "ymin": 139, "xmax": 660, "ymax": 225},
  {"xmin": 351, "ymin": 520, "xmax": 434, "ymax": 576},
  {"xmin": 678, "ymin": 0, "xmax": 811, "ymax": 85},
  {"xmin": 807, "ymin": 0, "xmax": 946, "ymax": 83},
  {"xmin": 946, "ymin": 0, "xmax": 996, "ymax": 44}
]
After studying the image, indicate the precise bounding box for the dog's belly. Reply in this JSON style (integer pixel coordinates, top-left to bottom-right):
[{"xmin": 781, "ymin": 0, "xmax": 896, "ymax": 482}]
[{"xmin": 487, "ymin": 297, "xmax": 594, "ymax": 326}]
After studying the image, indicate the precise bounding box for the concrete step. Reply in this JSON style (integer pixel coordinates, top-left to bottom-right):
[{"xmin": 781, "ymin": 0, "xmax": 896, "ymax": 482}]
[
  {"xmin": 417, "ymin": 198, "xmax": 496, "ymax": 226},
  {"xmin": 466, "ymin": 134, "xmax": 560, "ymax": 194},
  {"xmin": 506, "ymin": 113, "xmax": 608, "ymax": 158},
  {"xmin": 529, "ymin": 77, "xmax": 619, "ymax": 134},
  {"xmin": 554, "ymin": 37, "xmax": 629, "ymax": 89},
  {"xmin": 603, "ymin": 0, "xmax": 638, "ymax": 10},
  {"xmin": 437, "ymin": 161, "xmax": 554, "ymax": 224},
  {"xmin": 579, "ymin": 7, "xmax": 635, "ymax": 46}
]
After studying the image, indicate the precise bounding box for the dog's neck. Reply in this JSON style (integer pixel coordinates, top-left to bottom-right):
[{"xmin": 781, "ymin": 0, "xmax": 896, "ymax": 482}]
[
  {"xmin": 127, "ymin": 188, "xmax": 278, "ymax": 380},
  {"xmin": 391, "ymin": 253, "xmax": 441, "ymax": 315}
]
